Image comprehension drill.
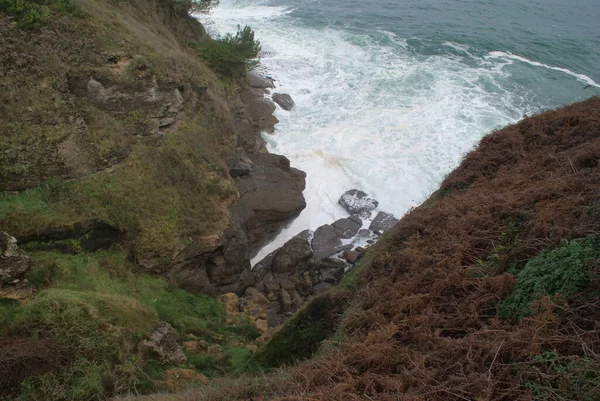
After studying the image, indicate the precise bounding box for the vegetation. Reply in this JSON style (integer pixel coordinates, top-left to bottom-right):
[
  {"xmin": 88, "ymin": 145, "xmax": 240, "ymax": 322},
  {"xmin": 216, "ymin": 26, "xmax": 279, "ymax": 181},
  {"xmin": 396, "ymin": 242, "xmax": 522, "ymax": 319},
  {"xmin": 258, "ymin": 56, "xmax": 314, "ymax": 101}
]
[
  {"xmin": 0, "ymin": 0, "xmax": 82, "ymax": 28},
  {"xmin": 0, "ymin": 250, "xmax": 259, "ymax": 399},
  {"xmin": 498, "ymin": 236, "xmax": 597, "ymax": 320},
  {"xmin": 192, "ymin": 25, "xmax": 261, "ymax": 78}
]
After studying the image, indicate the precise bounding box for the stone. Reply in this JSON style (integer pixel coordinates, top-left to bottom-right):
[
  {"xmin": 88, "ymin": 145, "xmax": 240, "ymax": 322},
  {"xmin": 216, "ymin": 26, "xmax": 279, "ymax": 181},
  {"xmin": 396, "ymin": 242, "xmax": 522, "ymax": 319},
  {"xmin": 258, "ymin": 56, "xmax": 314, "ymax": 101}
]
[
  {"xmin": 343, "ymin": 250, "xmax": 361, "ymax": 264},
  {"xmin": 0, "ymin": 232, "xmax": 31, "ymax": 284},
  {"xmin": 141, "ymin": 321, "xmax": 186, "ymax": 365},
  {"xmin": 254, "ymin": 318, "xmax": 268, "ymax": 333},
  {"xmin": 228, "ymin": 148, "xmax": 254, "ymax": 177},
  {"xmin": 311, "ymin": 224, "xmax": 352, "ymax": 258},
  {"xmin": 0, "ymin": 279, "xmax": 35, "ymax": 300},
  {"xmin": 272, "ymin": 93, "xmax": 295, "ymax": 111},
  {"xmin": 355, "ymin": 246, "xmax": 366, "ymax": 253},
  {"xmin": 236, "ymin": 153, "xmax": 306, "ymax": 257},
  {"xmin": 338, "ymin": 189, "xmax": 378, "ymax": 215},
  {"xmin": 358, "ymin": 229, "xmax": 372, "ymax": 237},
  {"xmin": 279, "ymin": 288, "xmax": 292, "ymax": 313},
  {"xmin": 332, "ymin": 215, "xmax": 362, "ymax": 239},
  {"xmin": 369, "ymin": 212, "xmax": 399, "ymax": 233},
  {"xmin": 247, "ymin": 72, "xmax": 275, "ymax": 89},
  {"xmin": 271, "ymin": 237, "xmax": 313, "ymax": 274},
  {"xmin": 218, "ymin": 293, "xmax": 239, "ymax": 315}
]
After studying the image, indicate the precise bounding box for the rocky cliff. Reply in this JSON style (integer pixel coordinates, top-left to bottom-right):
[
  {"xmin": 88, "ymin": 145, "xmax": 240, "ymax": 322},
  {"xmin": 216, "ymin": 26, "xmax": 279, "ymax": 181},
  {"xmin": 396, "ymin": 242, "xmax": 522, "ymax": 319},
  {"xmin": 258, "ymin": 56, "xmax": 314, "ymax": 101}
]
[{"xmin": 0, "ymin": 0, "xmax": 305, "ymax": 297}]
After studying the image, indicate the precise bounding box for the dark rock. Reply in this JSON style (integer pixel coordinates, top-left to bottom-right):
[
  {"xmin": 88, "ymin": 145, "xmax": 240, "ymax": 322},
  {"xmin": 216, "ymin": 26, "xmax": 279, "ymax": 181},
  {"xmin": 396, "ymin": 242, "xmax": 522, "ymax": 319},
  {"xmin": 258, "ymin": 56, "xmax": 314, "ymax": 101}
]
[
  {"xmin": 279, "ymin": 288, "xmax": 292, "ymax": 313},
  {"xmin": 355, "ymin": 246, "xmax": 366, "ymax": 253},
  {"xmin": 332, "ymin": 215, "xmax": 362, "ymax": 239},
  {"xmin": 293, "ymin": 229, "xmax": 312, "ymax": 241},
  {"xmin": 272, "ymin": 237, "xmax": 313, "ymax": 274},
  {"xmin": 141, "ymin": 321, "xmax": 186, "ymax": 365},
  {"xmin": 358, "ymin": 229, "xmax": 372, "ymax": 237},
  {"xmin": 338, "ymin": 189, "xmax": 378, "ymax": 215},
  {"xmin": 308, "ymin": 257, "xmax": 346, "ymax": 283},
  {"xmin": 342, "ymin": 250, "xmax": 361, "ymax": 264},
  {"xmin": 272, "ymin": 93, "xmax": 295, "ymax": 111},
  {"xmin": 369, "ymin": 212, "xmax": 399, "ymax": 233},
  {"xmin": 239, "ymin": 89, "xmax": 279, "ymax": 134},
  {"xmin": 228, "ymin": 148, "xmax": 254, "ymax": 177},
  {"xmin": 236, "ymin": 153, "xmax": 306, "ymax": 257},
  {"xmin": 247, "ymin": 72, "xmax": 275, "ymax": 89},
  {"xmin": 0, "ymin": 232, "xmax": 31, "ymax": 284}
]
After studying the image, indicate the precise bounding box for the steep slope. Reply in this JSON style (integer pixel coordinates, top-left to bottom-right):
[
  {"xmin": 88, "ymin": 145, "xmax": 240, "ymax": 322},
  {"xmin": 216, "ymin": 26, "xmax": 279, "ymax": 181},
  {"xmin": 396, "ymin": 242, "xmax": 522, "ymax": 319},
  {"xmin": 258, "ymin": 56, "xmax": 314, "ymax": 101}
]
[{"xmin": 120, "ymin": 97, "xmax": 600, "ymax": 400}]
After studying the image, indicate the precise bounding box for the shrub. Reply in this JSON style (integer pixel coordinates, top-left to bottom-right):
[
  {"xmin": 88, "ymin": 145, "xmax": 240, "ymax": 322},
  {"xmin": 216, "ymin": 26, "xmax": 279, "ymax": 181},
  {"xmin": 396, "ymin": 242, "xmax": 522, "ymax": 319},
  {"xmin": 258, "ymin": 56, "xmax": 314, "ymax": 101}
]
[
  {"xmin": 498, "ymin": 236, "xmax": 598, "ymax": 320},
  {"xmin": 0, "ymin": 0, "xmax": 80, "ymax": 29},
  {"xmin": 192, "ymin": 25, "xmax": 261, "ymax": 78}
]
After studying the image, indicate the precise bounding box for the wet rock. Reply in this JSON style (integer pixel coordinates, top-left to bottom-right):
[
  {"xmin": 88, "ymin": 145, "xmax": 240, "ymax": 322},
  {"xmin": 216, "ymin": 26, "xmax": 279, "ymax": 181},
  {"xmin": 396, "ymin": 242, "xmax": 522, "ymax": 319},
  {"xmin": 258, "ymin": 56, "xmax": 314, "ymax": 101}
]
[
  {"xmin": 272, "ymin": 93, "xmax": 295, "ymax": 110},
  {"xmin": 247, "ymin": 72, "xmax": 275, "ymax": 89},
  {"xmin": 343, "ymin": 250, "xmax": 362, "ymax": 264},
  {"xmin": 236, "ymin": 153, "xmax": 306, "ymax": 257},
  {"xmin": 338, "ymin": 189, "xmax": 378, "ymax": 215},
  {"xmin": 369, "ymin": 212, "xmax": 399, "ymax": 233},
  {"xmin": 355, "ymin": 246, "xmax": 366, "ymax": 253},
  {"xmin": 0, "ymin": 232, "xmax": 31, "ymax": 284},
  {"xmin": 358, "ymin": 229, "xmax": 372, "ymax": 237},
  {"xmin": 332, "ymin": 215, "xmax": 362, "ymax": 239},
  {"xmin": 141, "ymin": 321, "xmax": 186, "ymax": 365}
]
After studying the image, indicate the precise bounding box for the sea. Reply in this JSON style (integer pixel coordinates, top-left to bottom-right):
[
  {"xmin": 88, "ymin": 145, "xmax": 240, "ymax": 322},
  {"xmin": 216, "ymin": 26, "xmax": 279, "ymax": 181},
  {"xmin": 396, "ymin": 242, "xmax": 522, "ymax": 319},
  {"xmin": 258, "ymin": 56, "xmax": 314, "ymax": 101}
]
[{"xmin": 195, "ymin": 0, "xmax": 600, "ymax": 264}]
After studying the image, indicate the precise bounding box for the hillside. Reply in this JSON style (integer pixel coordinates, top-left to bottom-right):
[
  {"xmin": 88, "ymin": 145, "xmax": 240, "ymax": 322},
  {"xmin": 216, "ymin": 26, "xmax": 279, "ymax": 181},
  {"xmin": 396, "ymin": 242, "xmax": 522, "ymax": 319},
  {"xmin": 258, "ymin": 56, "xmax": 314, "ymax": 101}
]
[
  {"xmin": 0, "ymin": 0, "xmax": 306, "ymax": 399},
  {"xmin": 120, "ymin": 97, "xmax": 600, "ymax": 400}
]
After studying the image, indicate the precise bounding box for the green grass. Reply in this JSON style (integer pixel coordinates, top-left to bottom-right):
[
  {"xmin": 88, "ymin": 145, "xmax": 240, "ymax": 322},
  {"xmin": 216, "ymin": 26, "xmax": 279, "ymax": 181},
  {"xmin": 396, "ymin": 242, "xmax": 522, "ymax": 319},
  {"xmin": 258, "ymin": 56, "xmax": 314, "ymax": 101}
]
[
  {"xmin": 498, "ymin": 236, "xmax": 598, "ymax": 320},
  {"xmin": 0, "ymin": 250, "xmax": 260, "ymax": 400}
]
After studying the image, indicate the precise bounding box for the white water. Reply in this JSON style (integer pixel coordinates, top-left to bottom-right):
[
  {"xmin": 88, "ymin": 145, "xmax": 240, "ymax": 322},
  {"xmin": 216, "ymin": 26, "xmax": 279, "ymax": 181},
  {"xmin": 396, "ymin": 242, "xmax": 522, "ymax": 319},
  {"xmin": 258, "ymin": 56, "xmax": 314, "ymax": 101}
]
[{"xmin": 196, "ymin": 1, "xmax": 551, "ymax": 265}]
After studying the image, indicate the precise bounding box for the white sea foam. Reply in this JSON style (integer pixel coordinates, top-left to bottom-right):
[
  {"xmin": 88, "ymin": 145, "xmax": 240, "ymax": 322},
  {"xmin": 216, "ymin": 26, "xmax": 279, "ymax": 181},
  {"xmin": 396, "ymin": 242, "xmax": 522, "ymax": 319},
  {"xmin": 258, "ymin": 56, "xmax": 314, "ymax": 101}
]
[
  {"xmin": 487, "ymin": 51, "xmax": 600, "ymax": 88},
  {"xmin": 197, "ymin": 0, "xmax": 574, "ymax": 265}
]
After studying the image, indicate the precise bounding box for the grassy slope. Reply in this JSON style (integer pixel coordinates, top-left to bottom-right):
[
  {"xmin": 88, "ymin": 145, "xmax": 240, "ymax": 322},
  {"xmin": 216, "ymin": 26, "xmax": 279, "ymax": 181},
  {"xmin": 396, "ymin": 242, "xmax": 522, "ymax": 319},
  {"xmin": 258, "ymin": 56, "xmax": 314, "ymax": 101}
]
[
  {"xmin": 0, "ymin": 0, "xmax": 238, "ymax": 263},
  {"xmin": 121, "ymin": 97, "xmax": 600, "ymax": 401}
]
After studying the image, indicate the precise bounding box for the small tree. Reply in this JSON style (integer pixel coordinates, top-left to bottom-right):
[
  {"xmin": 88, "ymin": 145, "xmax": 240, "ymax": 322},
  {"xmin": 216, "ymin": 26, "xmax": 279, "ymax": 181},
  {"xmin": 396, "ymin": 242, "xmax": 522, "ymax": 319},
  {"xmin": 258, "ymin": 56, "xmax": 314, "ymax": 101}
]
[{"xmin": 192, "ymin": 25, "xmax": 261, "ymax": 78}]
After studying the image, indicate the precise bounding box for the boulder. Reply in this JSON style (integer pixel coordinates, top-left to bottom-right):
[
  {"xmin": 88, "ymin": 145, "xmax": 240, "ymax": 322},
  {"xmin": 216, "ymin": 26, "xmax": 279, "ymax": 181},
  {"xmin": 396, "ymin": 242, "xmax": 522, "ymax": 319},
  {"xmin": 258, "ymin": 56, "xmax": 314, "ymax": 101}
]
[
  {"xmin": 247, "ymin": 72, "xmax": 275, "ymax": 89},
  {"xmin": 0, "ymin": 232, "xmax": 31, "ymax": 284},
  {"xmin": 311, "ymin": 224, "xmax": 352, "ymax": 259},
  {"xmin": 141, "ymin": 321, "xmax": 186, "ymax": 365},
  {"xmin": 228, "ymin": 148, "xmax": 254, "ymax": 177},
  {"xmin": 342, "ymin": 250, "xmax": 361, "ymax": 264},
  {"xmin": 272, "ymin": 93, "xmax": 295, "ymax": 111},
  {"xmin": 369, "ymin": 212, "xmax": 399, "ymax": 233},
  {"xmin": 272, "ymin": 237, "xmax": 313, "ymax": 274},
  {"xmin": 332, "ymin": 215, "xmax": 362, "ymax": 239},
  {"xmin": 338, "ymin": 189, "xmax": 378, "ymax": 215},
  {"xmin": 236, "ymin": 153, "xmax": 306, "ymax": 257}
]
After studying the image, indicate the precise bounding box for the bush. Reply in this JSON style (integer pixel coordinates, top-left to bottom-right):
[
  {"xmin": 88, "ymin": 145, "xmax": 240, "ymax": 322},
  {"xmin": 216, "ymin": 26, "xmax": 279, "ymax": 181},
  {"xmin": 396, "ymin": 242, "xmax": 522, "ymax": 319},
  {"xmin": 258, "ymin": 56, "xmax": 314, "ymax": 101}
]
[
  {"xmin": 0, "ymin": 0, "xmax": 80, "ymax": 29},
  {"xmin": 192, "ymin": 25, "xmax": 261, "ymax": 78},
  {"xmin": 498, "ymin": 237, "xmax": 598, "ymax": 320}
]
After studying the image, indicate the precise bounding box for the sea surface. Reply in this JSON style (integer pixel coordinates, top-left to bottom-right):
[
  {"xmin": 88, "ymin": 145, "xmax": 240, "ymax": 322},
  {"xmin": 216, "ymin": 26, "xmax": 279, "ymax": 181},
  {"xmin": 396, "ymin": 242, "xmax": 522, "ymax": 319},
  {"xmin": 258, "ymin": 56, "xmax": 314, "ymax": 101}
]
[{"xmin": 196, "ymin": 0, "xmax": 600, "ymax": 263}]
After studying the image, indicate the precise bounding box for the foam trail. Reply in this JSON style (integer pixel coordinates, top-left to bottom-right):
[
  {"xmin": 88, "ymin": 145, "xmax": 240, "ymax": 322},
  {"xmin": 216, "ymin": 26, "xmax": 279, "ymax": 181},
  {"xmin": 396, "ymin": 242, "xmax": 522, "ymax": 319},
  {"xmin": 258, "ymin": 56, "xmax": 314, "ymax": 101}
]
[{"xmin": 488, "ymin": 51, "xmax": 600, "ymax": 88}]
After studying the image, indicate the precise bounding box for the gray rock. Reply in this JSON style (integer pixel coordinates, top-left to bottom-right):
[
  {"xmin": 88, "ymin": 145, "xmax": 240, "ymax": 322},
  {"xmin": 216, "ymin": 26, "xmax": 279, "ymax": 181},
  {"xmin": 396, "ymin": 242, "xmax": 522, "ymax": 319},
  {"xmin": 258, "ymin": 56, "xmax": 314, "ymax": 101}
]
[
  {"xmin": 358, "ymin": 229, "xmax": 372, "ymax": 237},
  {"xmin": 342, "ymin": 250, "xmax": 361, "ymax": 264},
  {"xmin": 141, "ymin": 321, "xmax": 186, "ymax": 365},
  {"xmin": 311, "ymin": 225, "xmax": 341, "ymax": 258},
  {"xmin": 338, "ymin": 189, "xmax": 378, "ymax": 215},
  {"xmin": 0, "ymin": 232, "xmax": 31, "ymax": 284},
  {"xmin": 272, "ymin": 93, "xmax": 295, "ymax": 111},
  {"xmin": 313, "ymin": 282, "xmax": 333, "ymax": 295},
  {"xmin": 279, "ymin": 288, "xmax": 292, "ymax": 312},
  {"xmin": 369, "ymin": 212, "xmax": 399, "ymax": 233},
  {"xmin": 247, "ymin": 72, "xmax": 275, "ymax": 89},
  {"xmin": 228, "ymin": 148, "xmax": 254, "ymax": 177},
  {"xmin": 332, "ymin": 215, "xmax": 362, "ymax": 239},
  {"xmin": 272, "ymin": 237, "xmax": 313, "ymax": 274}
]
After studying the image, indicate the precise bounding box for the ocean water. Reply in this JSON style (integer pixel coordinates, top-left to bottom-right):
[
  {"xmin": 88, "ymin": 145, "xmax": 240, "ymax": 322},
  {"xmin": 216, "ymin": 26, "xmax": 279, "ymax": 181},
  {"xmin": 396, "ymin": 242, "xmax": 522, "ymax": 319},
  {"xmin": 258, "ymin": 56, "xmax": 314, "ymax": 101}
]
[{"xmin": 196, "ymin": 0, "xmax": 600, "ymax": 263}]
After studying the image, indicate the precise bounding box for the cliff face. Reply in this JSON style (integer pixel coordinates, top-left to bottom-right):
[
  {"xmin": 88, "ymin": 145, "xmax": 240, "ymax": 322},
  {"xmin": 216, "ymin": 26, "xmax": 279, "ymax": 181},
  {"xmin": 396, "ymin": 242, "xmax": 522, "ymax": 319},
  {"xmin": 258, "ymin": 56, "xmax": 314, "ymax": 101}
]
[{"xmin": 0, "ymin": 0, "xmax": 305, "ymax": 295}]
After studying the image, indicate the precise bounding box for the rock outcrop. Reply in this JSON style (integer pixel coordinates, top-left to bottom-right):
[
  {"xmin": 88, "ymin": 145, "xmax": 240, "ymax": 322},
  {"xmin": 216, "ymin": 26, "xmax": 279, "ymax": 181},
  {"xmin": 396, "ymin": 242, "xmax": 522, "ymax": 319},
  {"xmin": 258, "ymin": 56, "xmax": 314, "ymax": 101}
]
[
  {"xmin": 0, "ymin": 232, "xmax": 35, "ymax": 300},
  {"xmin": 338, "ymin": 189, "xmax": 379, "ymax": 215},
  {"xmin": 272, "ymin": 93, "xmax": 295, "ymax": 111},
  {"xmin": 141, "ymin": 321, "xmax": 186, "ymax": 365}
]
